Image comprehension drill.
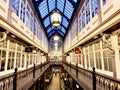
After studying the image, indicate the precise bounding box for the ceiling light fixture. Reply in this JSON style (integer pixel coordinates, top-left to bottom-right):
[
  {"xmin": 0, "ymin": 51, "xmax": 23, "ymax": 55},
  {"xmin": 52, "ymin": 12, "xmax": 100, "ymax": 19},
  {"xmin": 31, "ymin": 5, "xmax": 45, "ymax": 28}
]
[{"xmin": 51, "ymin": 10, "xmax": 61, "ymax": 26}]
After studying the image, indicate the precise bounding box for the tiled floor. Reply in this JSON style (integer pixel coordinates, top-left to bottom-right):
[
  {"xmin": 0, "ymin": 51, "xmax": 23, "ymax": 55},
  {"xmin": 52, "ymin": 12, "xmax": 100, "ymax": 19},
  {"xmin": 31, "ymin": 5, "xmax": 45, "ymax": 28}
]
[{"xmin": 47, "ymin": 73, "xmax": 61, "ymax": 90}]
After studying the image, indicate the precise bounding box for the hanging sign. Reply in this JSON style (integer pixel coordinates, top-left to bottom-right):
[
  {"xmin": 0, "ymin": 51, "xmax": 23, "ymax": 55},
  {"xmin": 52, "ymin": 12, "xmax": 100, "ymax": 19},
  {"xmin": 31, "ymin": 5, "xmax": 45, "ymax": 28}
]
[{"xmin": 75, "ymin": 49, "xmax": 81, "ymax": 54}]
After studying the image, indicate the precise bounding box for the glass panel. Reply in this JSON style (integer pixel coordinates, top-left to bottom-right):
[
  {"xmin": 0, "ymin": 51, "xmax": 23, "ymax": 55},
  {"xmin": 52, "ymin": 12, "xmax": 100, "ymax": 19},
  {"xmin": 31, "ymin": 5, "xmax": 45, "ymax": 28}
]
[
  {"xmin": 44, "ymin": 17, "xmax": 50, "ymax": 27},
  {"xmin": 86, "ymin": 3, "xmax": 90, "ymax": 24},
  {"xmin": 22, "ymin": 54, "xmax": 24, "ymax": 67},
  {"xmin": 57, "ymin": 0, "xmax": 64, "ymax": 12},
  {"xmin": 78, "ymin": 14, "xmax": 81, "ymax": 32},
  {"xmin": 95, "ymin": 41, "xmax": 100, "ymax": 50},
  {"xmin": 47, "ymin": 28, "xmax": 51, "ymax": 33},
  {"xmin": 62, "ymin": 17, "xmax": 69, "ymax": 28},
  {"xmin": 86, "ymin": 54, "xmax": 89, "ymax": 67},
  {"xmin": 16, "ymin": 53, "xmax": 21, "ymax": 68},
  {"xmin": 11, "ymin": 0, "xmax": 20, "ymax": 16},
  {"xmin": 17, "ymin": 44, "xmax": 21, "ymax": 51},
  {"xmin": 95, "ymin": 52, "xmax": 102, "ymax": 69},
  {"xmin": 20, "ymin": 1, "xmax": 26, "ymax": 23},
  {"xmin": 82, "ymin": 12, "xmax": 85, "ymax": 29},
  {"xmin": 89, "ymin": 53, "xmax": 94, "ymax": 67},
  {"xmin": 9, "ymin": 41, "xmax": 16, "ymax": 50},
  {"xmin": 91, "ymin": 0, "xmax": 98, "ymax": 17},
  {"xmin": 7, "ymin": 52, "xmax": 14, "ymax": 70},
  {"xmin": 61, "ymin": 27, "xmax": 66, "ymax": 34},
  {"xmin": 103, "ymin": 50, "xmax": 112, "ymax": 71},
  {"xmin": 57, "ymin": 3, "xmax": 64, "ymax": 12},
  {"xmin": 0, "ymin": 50, "xmax": 6, "ymax": 71},
  {"xmin": 39, "ymin": 0, "xmax": 48, "ymax": 18}
]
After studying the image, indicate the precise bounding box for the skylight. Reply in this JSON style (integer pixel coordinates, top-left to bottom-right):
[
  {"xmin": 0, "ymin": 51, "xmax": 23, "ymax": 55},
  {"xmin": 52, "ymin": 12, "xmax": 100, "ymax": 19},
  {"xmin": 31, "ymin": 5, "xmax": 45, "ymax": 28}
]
[{"xmin": 32, "ymin": 0, "xmax": 81, "ymax": 38}]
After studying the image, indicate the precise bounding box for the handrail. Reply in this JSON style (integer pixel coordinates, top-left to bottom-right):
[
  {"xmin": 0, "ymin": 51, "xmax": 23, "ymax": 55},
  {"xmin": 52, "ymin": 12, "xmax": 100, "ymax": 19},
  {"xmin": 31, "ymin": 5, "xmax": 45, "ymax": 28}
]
[
  {"xmin": 63, "ymin": 61, "xmax": 120, "ymax": 90},
  {"xmin": 0, "ymin": 61, "xmax": 50, "ymax": 90}
]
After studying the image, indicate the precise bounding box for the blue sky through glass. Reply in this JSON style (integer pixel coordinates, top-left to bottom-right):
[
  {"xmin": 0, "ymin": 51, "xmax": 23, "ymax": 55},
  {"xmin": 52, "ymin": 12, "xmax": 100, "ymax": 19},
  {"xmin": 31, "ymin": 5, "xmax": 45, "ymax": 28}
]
[{"xmin": 36, "ymin": 0, "xmax": 80, "ymax": 38}]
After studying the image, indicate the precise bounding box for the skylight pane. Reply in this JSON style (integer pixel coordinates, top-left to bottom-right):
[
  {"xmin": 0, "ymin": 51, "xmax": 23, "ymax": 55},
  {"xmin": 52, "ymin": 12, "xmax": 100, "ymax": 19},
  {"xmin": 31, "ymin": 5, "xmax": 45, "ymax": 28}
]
[
  {"xmin": 59, "ymin": 0, "xmax": 64, "ymax": 4},
  {"xmin": 61, "ymin": 27, "xmax": 66, "ymax": 34},
  {"xmin": 66, "ymin": 0, "xmax": 73, "ymax": 8},
  {"xmin": 62, "ymin": 17, "xmax": 69, "ymax": 28},
  {"xmin": 39, "ymin": 0, "xmax": 48, "ymax": 18},
  {"xmin": 49, "ymin": 4, "xmax": 55, "ymax": 12},
  {"xmin": 44, "ymin": 17, "xmax": 50, "ymax": 27},
  {"xmin": 73, "ymin": 0, "xmax": 78, "ymax": 3},
  {"xmin": 58, "ymin": 31, "xmax": 64, "ymax": 36},
  {"xmin": 64, "ymin": 6, "xmax": 74, "ymax": 19},
  {"xmin": 65, "ymin": 5, "xmax": 74, "ymax": 13},
  {"xmin": 48, "ymin": 0, "xmax": 55, "ymax": 12},
  {"xmin": 57, "ymin": 26, "xmax": 61, "ymax": 30},
  {"xmin": 57, "ymin": 0, "xmax": 64, "ymax": 7},
  {"xmin": 47, "ymin": 28, "xmax": 51, "ymax": 33},
  {"xmin": 57, "ymin": 3, "xmax": 64, "ymax": 12}
]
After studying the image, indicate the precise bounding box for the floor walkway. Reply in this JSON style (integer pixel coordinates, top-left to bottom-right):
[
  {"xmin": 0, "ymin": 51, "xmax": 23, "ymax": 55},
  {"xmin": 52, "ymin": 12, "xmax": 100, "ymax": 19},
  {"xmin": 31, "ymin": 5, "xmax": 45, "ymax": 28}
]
[{"xmin": 47, "ymin": 73, "xmax": 61, "ymax": 90}]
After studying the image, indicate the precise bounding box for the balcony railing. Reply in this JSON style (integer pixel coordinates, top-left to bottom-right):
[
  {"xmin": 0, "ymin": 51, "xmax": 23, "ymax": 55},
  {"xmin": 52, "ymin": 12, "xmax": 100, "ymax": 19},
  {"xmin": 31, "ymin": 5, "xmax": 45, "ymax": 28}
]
[
  {"xmin": 63, "ymin": 61, "xmax": 120, "ymax": 90},
  {"xmin": 0, "ymin": 61, "xmax": 120, "ymax": 90},
  {"xmin": 0, "ymin": 61, "xmax": 50, "ymax": 90}
]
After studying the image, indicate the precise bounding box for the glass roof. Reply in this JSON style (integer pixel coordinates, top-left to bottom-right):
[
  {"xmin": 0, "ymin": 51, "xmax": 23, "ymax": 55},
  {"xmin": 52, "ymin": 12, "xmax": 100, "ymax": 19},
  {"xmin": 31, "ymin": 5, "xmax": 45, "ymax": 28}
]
[{"xmin": 32, "ymin": 0, "xmax": 81, "ymax": 38}]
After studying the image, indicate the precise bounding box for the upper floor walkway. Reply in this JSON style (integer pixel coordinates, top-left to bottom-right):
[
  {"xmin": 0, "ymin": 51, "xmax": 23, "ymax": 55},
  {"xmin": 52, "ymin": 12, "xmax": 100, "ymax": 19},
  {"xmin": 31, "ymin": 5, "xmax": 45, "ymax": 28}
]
[{"xmin": 0, "ymin": 61, "xmax": 120, "ymax": 90}]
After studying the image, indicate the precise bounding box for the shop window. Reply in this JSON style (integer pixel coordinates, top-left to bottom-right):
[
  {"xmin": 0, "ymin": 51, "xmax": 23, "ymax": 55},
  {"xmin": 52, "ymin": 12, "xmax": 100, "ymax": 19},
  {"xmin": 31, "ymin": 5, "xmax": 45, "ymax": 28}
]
[
  {"xmin": 94, "ymin": 41, "xmax": 102, "ymax": 69},
  {"xmin": 0, "ymin": 50, "xmax": 6, "ymax": 71},
  {"xmin": 89, "ymin": 44, "xmax": 94, "ymax": 67},
  {"xmin": 9, "ymin": 41, "xmax": 16, "ymax": 50},
  {"xmin": 86, "ymin": 54, "xmax": 89, "ymax": 67},
  {"xmin": 79, "ymin": 55, "xmax": 82, "ymax": 64},
  {"xmin": 22, "ymin": 54, "xmax": 24, "ymax": 67},
  {"xmin": 17, "ymin": 44, "xmax": 21, "ymax": 51},
  {"xmin": 103, "ymin": 50, "xmax": 112, "ymax": 71},
  {"xmin": 85, "ymin": 47, "xmax": 89, "ymax": 67},
  {"xmin": 7, "ymin": 52, "xmax": 14, "ymax": 70},
  {"xmin": 26, "ymin": 54, "xmax": 29, "ymax": 68},
  {"xmin": 89, "ymin": 53, "xmax": 94, "ymax": 67},
  {"xmin": 95, "ymin": 52, "xmax": 102, "ymax": 69},
  {"xmin": 16, "ymin": 53, "xmax": 21, "ymax": 68}
]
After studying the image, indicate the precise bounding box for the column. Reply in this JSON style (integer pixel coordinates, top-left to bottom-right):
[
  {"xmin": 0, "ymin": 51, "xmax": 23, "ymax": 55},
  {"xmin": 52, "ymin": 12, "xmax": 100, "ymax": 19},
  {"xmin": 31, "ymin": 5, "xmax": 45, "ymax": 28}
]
[{"xmin": 5, "ymin": 39, "xmax": 9, "ymax": 71}]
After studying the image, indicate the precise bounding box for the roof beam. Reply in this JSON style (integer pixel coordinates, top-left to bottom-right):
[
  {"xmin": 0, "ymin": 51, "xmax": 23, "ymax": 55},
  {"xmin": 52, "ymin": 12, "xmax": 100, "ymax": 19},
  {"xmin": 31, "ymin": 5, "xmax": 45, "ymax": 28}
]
[{"xmin": 46, "ymin": 0, "xmax": 52, "ymax": 32}]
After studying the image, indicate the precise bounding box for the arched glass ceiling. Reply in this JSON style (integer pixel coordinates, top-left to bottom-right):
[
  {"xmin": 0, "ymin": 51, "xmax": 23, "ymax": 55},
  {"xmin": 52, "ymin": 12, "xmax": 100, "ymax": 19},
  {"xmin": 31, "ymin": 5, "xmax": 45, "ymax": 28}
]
[{"xmin": 32, "ymin": 0, "xmax": 81, "ymax": 39}]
